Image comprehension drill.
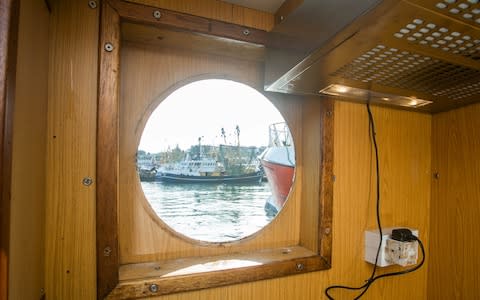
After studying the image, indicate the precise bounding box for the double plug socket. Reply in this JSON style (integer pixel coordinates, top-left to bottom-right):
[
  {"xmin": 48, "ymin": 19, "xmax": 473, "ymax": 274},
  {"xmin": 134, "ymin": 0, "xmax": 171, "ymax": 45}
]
[
  {"xmin": 365, "ymin": 227, "xmax": 418, "ymax": 267},
  {"xmin": 385, "ymin": 238, "xmax": 418, "ymax": 267}
]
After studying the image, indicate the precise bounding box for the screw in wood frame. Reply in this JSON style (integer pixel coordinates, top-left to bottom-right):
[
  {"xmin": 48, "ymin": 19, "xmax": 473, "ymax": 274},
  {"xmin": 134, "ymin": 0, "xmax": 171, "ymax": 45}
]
[
  {"xmin": 103, "ymin": 246, "xmax": 112, "ymax": 257},
  {"xmin": 296, "ymin": 263, "xmax": 305, "ymax": 271},
  {"xmin": 149, "ymin": 284, "xmax": 159, "ymax": 293},
  {"xmin": 153, "ymin": 10, "xmax": 162, "ymax": 19},
  {"xmin": 104, "ymin": 43, "xmax": 114, "ymax": 52},
  {"xmin": 82, "ymin": 177, "xmax": 93, "ymax": 186},
  {"xmin": 88, "ymin": 0, "xmax": 97, "ymax": 9}
]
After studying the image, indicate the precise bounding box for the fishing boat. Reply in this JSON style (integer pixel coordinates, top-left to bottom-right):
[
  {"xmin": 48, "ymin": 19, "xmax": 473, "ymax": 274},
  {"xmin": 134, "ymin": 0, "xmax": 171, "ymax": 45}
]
[
  {"xmin": 137, "ymin": 153, "xmax": 160, "ymax": 181},
  {"xmin": 158, "ymin": 156, "xmax": 263, "ymax": 183},
  {"xmin": 157, "ymin": 136, "xmax": 263, "ymax": 184},
  {"xmin": 259, "ymin": 123, "xmax": 295, "ymax": 214},
  {"xmin": 138, "ymin": 167, "xmax": 158, "ymax": 181}
]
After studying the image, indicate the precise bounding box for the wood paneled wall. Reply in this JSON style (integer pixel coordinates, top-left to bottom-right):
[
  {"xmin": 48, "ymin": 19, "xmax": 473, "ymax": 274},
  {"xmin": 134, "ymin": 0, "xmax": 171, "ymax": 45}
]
[
  {"xmin": 141, "ymin": 101, "xmax": 431, "ymax": 300},
  {"xmin": 0, "ymin": 0, "xmax": 18, "ymax": 298},
  {"xmin": 9, "ymin": 0, "xmax": 49, "ymax": 299},
  {"xmin": 429, "ymin": 102, "xmax": 480, "ymax": 300},
  {"xmin": 43, "ymin": 0, "xmax": 432, "ymax": 299},
  {"xmin": 128, "ymin": 0, "xmax": 274, "ymax": 31},
  {"xmin": 45, "ymin": 0, "xmax": 99, "ymax": 299},
  {"xmin": 119, "ymin": 43, "xmax": 304, "ymax": 263}
]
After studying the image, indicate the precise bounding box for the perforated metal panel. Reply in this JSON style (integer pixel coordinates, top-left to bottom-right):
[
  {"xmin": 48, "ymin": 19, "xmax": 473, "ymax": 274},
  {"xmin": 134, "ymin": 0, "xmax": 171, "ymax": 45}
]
[
  {"xmin": 266, "ymin": 0, "xmax": 480, "ymax": 112},
  {"xmin": 332, "ymin": 45, "xmax": 480, "ymax": 100},
  {"xmin": 432, "ymin": 0, "xmax": 480, "ymax": 24},
  {"xmin": 393, "ymin": 18, "xmax": 480, "ymax": 59}
]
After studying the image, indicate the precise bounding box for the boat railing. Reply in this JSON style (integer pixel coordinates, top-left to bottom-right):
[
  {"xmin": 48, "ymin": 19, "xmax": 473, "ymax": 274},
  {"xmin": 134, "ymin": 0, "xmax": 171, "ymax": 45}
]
[{"xmin": 268, "ymin": 122, "xmax": 292, "ymax": 147}]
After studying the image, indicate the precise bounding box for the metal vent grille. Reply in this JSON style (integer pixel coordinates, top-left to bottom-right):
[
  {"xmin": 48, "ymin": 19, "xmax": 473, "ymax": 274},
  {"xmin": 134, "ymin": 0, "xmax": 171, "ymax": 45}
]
[
  {"xmin": 331, "ymin": 45, "xmax": 480, "ymax": 100},
  {"xmin": 393, "ymin": 18, "xmax": 480, "ymax": 58},
  {"xmin": 434, "ymin": 0, "xmax": 480, "ymax": 24}
]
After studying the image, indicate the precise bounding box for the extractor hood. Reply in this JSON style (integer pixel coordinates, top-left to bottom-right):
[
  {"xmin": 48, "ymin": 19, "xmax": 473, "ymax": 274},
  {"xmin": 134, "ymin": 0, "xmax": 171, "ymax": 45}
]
[{"xmin": 265, "ymin": 0, "xmax": 480, "ymax": 113}]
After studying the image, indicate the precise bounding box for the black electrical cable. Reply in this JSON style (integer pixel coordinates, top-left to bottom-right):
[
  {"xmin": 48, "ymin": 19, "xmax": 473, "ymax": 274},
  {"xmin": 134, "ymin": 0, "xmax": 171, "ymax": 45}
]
[
  {"xmin": 351, "ymin": 101, "xmax": 383, "ymax": 299},
  {"xmin": 324, "ymin": 101, "xmax": 382, "ymax": 299},
  {"xmin": 351, "ymin": 236, "xmax": 426, "ymax": 299},
  {"xmin": 325, "ymin": 241, "xmax": 425, "ymax": 300},
  {"xmin": 365, "ymin": 237, "xmax": 426, "ymax": 282},
  {"xmin": 324, "ymin": 101, "xmax": 425, "ymax": 299}
]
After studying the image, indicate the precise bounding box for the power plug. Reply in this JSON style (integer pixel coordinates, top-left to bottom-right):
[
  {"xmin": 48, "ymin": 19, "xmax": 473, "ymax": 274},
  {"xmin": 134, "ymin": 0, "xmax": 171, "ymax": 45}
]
[{"xmin": 391, "ymin": 228, "xmax": 417, "ymax": 242}]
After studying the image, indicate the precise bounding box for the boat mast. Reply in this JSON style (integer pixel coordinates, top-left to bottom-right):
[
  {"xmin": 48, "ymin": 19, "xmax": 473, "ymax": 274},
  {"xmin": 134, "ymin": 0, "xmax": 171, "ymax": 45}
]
[
  {"xmin": 235, "ymin": 125, "xmax": 240, "ymax": 148},
  {"xmin": 197, "ymin": 136, "xmax": 203, "ymax": 159}
]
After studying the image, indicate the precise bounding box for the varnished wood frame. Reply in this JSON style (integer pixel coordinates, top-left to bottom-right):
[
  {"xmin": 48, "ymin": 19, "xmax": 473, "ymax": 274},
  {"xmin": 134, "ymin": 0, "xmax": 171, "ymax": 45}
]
[
  {"xmin": 97, "ymin": 2, "xmax": 121, "ymax": 298},
  {"xmin": 108, "ymin": 0, "xmax": 267, "ymax": 45},
  {"xmin": 0, "ymin": 0, "xmax": 19, "ymax": 299},
  {"xmin": 97, "ymin": 1, "xmax": 334, "ymax": 298}
]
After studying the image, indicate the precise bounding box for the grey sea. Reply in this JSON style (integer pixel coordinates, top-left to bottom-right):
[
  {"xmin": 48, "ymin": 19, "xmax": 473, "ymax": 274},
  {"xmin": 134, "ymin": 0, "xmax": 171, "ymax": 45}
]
[{"xmin": 141, "ymin": 181, "xmax": 275, "ymax": 242}]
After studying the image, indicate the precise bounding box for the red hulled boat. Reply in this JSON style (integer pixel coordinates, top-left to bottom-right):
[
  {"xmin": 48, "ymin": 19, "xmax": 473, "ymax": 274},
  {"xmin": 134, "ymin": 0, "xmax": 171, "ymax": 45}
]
[{"xmin": 259, "ymin": 123, "xmax": 295, "ymax": 215}]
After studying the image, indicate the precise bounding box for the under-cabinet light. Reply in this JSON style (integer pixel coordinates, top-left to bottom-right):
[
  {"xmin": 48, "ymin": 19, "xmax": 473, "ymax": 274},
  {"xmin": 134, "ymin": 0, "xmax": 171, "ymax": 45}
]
[
  {"xmin": 319, "ymin": 84, "xmax": 432, "ymax": 108},
  {"xmin": 334, "ymin": 85, "xmax": 350, "ymax": 93},
  {"xmin": 409, "ymin": 99, "xmax": 419, "ymax": 106}
]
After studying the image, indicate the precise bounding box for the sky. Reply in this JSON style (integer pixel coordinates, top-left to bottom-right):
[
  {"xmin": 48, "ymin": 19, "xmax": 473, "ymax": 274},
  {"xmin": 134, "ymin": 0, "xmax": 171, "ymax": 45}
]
[{"xmin": 139, "ymin": 79, "xmax": 286, "ymax": 153}]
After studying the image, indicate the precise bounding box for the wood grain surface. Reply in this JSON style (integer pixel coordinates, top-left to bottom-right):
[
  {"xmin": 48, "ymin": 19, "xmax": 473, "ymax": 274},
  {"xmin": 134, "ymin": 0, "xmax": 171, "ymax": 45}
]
[
  {"xmin": 137, "ymin": 101, "xmax": 432, "ymax": 300},
  {"xmin": 0, "ymin": 0, "xmax": 18, "ymax": 299},
  {"xmin": 429, "ymin": 103, "xmax": 480, "ymax": 300},
  {"xmin": 45, "ymin": 0, "xmax": 99, "ymax": 299},
  {"xmin": 97, "ymin": 2, "xmax": 122, "ymax": 298},
  {"xmin": 8, "ymin": 0, "xmax": 49, "ymax": 299},
  {"xmin": 109, "ymin": 0, "xmax": 268, "ymax": 45},
  {"xmin": 44, "ymin": 0, "xmax": 434, "ymax": 299},
  {"xmin": 118, "ymin": 43, "xmax": 302, "ymax": 263},
  {"xmin": 125, "ymin": 0, "xmax": 274, "ymax": 31}
]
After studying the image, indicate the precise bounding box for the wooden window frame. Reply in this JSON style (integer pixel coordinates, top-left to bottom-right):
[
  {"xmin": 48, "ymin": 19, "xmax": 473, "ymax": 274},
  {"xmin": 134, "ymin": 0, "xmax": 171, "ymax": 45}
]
[
  {"xmin": 96, "ymin": 1, "xmax": 334, "ymax": 299},
  {"xmin": 0, "ymin": 1, "xmax": 19, "ymax": 299}
]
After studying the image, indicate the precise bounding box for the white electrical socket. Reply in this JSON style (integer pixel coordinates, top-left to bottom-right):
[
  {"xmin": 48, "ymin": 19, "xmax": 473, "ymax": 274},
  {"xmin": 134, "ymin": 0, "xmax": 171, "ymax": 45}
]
[
  {"xmin": 385, "ymin": 238, "xmax": 418, "ymax": 267},
  {"xmin": 364, "ymin": 227, "xmax": 418, "ymax": 267}
]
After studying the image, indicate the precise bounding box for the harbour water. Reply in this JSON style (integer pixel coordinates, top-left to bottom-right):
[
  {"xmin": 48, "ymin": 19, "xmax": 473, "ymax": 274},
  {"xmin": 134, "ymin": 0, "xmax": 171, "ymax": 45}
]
[{"xmin": 141, "ymin": 181, "xmax": 275, "ymax": 242}]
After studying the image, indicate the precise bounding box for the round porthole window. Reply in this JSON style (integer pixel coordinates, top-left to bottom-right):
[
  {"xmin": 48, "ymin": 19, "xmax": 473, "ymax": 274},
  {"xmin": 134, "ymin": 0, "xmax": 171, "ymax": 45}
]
[{"xmin": 137, "ymin": 79, "xmax": 295, "ymax": 242}]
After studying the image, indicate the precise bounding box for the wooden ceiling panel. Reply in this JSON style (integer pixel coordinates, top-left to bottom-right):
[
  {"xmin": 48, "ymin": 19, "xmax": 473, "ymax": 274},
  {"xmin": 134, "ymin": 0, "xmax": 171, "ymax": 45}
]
[{"xmin": 121, "ymin": 22, "xmax": 266, "ymax": 62}]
